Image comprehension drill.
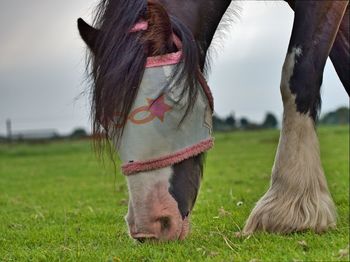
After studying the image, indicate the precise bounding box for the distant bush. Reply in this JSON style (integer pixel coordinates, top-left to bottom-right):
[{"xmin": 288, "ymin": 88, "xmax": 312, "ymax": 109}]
[
  {"xmin": 70, "ymin": 128, "xmax": 89, "ymax": 139},
  {"xmin": 261, "ymin": 112, "xmax": 278, "ymax": 129},
  {"xmin": 213, "ymin": 112, "xmax": 279, "ymax": 132},
  {"xmin": 320, "ymin": 107, "xmax": 349, "ymax": 125}
]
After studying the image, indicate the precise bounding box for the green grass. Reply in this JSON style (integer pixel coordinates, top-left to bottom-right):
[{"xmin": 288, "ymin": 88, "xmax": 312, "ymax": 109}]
[{"xmin": 0, "ymin": 126, "xmax": 348, "ymax": 261}]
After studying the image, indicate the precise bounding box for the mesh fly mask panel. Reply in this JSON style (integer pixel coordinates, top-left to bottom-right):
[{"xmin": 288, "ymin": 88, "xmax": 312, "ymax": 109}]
[{"xmin": 115, "ymin": 24, "xmax": 214, "ymax": 176}]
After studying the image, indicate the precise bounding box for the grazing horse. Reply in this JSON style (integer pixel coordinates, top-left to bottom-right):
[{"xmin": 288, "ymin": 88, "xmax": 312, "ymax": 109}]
[{"xmin": 77, "ymin": 0, "xmax": 349, "ymax": 241}]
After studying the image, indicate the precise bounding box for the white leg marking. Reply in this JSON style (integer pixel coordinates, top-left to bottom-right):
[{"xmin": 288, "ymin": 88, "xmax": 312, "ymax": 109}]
[{"xmin": 243, "ymin": 47, "xmax": 336, "ymax": 234}]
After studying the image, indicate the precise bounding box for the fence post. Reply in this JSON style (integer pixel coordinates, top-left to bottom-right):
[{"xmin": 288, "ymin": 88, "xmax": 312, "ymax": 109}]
[{"xmin": 6, "ymin": 119, "xmax": 12, "ymax": 142}]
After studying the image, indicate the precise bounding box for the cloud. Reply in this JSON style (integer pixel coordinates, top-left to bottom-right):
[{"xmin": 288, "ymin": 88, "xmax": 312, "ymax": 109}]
[
  {"xmin": 209, "ymin": 1, "xmax": 348, "ymax": 122},
  {"xmin": 0, "ymin": 0, "xmax": 96, "ymax": 134},
  {"xmin": 0, "ymin": 1, "xmax": 348, "ymax": 135}
]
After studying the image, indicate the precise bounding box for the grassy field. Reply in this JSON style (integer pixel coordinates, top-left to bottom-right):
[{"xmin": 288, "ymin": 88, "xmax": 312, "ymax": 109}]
[{"xmin": 0, "ymin": 126, "xmax": 348, "ymax": 261}]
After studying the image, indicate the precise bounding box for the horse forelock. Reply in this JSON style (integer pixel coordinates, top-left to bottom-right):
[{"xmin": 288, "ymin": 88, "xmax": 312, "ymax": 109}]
[
  {"xmin": 144, "ymin": 2, "xmax": 174, "ymax": 56},
  {"xmin": 86, "ymin": 0, "xmax": 201, "ymax": 156}
]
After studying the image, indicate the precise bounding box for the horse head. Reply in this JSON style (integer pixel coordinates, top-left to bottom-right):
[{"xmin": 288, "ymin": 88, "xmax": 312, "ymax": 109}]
[{"xmin": 77, "ymin": 0, "xmax": 229, "ymax": 241}]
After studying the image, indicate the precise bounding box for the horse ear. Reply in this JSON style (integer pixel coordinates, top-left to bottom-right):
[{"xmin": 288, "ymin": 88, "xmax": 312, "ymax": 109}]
[{"xmin": 77, "ymin": 18, "xmax": 100, "ymax": 52}]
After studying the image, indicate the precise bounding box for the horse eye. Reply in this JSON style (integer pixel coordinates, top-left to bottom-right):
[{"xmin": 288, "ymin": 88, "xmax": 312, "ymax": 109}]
[{"xmin": 158, "ymin": 216, "xmax": 171, "ymax": 231}]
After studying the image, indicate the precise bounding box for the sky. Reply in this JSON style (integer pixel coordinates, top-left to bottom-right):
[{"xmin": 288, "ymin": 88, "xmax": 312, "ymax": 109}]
[{"xmin": 0, "ymin": 1, "xmax": 348, "ymax": 136}]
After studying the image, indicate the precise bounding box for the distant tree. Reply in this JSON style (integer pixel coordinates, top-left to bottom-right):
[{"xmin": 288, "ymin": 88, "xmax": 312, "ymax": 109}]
[
  {"xmin": 320, "ymin": 107, "xmax": 349, "ymax": 125},
  {"xmin": 213, "ymin": 114, "xmax": 222, "ymax": 125},
  {"xmin": 225, "ymin": 113, "xmax": 236, "ymax": 128},
  {"xmin": 70, "ymin": 128, "xmax": 88, "ymax": 139},
  {"xmin": 262, "ymin": 112, "xmax": 278, "ymax": 129},
  {"xmin": 213, "ymin": 114, "xmax": 224, "ymax": 131},
  {"xmin": 213, "ymin": 114, "xmax": 237, "ymax": 131},
  {"xmin": 337, "ymin": 107, "xmax": 350, "ymax": 124},
  {"xmin": 240, "ymin": 118, "xmax": 249, "ymax": 129}
]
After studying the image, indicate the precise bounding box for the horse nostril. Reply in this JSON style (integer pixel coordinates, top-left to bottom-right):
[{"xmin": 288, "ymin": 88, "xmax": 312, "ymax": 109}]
[
  {"xmin": 158, "ymin": 216, "xmax": 171, "ymax": 232},
  {"xmin": 134, "ymin": 236, "xmax": 157, "ymax": 243},
  {"xmin": 136, "ymin": 237, "xmax": 146, "ymax": 243}
]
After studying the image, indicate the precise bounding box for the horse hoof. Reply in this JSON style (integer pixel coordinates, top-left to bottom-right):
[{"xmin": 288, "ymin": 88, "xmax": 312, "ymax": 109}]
[{"xmin": 242, "ymin": 186, "xmax": 336, "ymax": 234}]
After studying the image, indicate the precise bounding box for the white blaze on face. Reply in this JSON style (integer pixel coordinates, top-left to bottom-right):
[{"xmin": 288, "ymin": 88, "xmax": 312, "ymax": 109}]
[
  {"xmin": 125, "ymin": 167, "xmax": 189, "ymax": 241},
  {"xmin": 126, "ymin": 167, "xmax": 172, "ymax": 221}
]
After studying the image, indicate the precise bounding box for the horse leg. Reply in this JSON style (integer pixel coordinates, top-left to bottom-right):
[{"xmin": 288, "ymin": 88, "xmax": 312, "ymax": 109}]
[
  {"xmin": 286, "ymin": 1, "xmax": 349, "ymax": 95},
  {"xmin": 243, "ymin": 1, "xmax": 348, "ymax": 234},
  {"xmin": 330, "ymin": 5, "xmax": 350, "ymax": 95}
]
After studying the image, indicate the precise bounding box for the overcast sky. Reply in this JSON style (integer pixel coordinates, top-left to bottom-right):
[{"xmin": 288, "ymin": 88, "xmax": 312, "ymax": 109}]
[{"xmin": 0, "ymin": 1, "xmax": 348, "ymax": 135}]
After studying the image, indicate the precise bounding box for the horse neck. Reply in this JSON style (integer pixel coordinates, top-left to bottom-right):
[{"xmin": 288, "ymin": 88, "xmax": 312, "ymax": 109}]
[
  {"xmin": 198, "ymin": 0, "xmax": 232, "ymax": 67},
  {"xmin": 159, "ymin": 0, "xmax": 232, "ymax": 68}
]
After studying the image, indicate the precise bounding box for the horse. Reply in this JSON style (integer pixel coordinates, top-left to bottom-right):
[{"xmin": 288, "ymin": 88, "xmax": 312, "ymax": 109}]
[{"xmin": 77, "ymin": 0, "xmax": 349, "ymax": 241}]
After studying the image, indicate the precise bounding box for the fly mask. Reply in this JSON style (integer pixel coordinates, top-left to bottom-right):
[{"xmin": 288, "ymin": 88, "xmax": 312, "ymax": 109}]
[{"xmin": 116, "ymin": 22, "xmax": 214, "ymax": 176}]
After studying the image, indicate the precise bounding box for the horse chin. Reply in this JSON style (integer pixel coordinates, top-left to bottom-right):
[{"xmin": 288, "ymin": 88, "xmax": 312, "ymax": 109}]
[{"xmin": 178, "ymin": 216, "xmax": 190, "ymax": 240}]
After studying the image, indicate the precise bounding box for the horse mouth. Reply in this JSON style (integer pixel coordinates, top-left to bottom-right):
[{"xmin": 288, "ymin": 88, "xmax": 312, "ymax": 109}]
[
  {"xmin": 129, "ymin": 215, "xmax": 190, "ymax": 242},
  {"xmin": 130, "ymin": 233, "xmax": 158, "ymax": 242}
]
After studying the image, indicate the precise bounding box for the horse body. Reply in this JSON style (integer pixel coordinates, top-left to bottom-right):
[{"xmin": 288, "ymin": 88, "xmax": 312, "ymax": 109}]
[
  {"xmin": 159, "ymin": 0, "xmax": 231, "ymax": 68},
  {"xmin": 78, "ymin": 0, "xmax": 349, "ymax": 241}
]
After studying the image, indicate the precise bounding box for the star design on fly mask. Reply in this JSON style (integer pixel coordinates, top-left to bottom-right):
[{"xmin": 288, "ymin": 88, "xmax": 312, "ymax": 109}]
[{"xmin": 147, "ymin": 95, "xmax": 172, "ymax": 122}]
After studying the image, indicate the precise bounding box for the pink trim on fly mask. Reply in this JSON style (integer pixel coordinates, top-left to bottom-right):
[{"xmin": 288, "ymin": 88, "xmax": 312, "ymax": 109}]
[
  {"xmin": 146, "ymin": 51, "xmax": 182, "ymax": 68},
  {"xmin": 130, "ymin": 20, "xmax": 148, "ymax": 32},
  {"xmin": 130, "ymin": 21, "xmax": 183, "ymax": 68},
  {"xmin": 146, "ymin": 33, "xmax": 183, "ymax": 68},
  {"xmin": 122, "ymin": 138, "xmax": 214, "ymax": 175}
]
